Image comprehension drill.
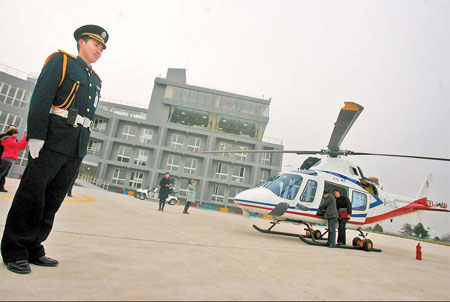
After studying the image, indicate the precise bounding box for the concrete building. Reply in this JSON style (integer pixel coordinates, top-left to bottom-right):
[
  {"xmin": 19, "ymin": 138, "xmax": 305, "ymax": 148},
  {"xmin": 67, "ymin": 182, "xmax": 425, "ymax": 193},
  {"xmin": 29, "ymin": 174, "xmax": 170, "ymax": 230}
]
[
  {"xmin": 0, "ymin": 65, "xmax": 283, "ymax": 208},
  {"xmin": 0, "ymin": 65, "xmax": 35, "ymax": 177}
]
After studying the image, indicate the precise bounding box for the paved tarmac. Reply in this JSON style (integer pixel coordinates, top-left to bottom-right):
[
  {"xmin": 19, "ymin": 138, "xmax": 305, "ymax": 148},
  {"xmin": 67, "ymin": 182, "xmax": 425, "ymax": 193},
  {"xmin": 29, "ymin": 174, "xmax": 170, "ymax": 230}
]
[{"xmin": 0, "ymin": 178, "xmax": 449, "ymax": 301}]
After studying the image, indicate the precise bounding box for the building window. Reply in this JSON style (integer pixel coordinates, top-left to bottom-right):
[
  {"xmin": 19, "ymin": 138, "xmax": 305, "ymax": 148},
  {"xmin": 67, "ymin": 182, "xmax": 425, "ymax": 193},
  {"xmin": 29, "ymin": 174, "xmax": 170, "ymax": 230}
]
[
  {"xmin": 169, "ymin": 107, "xmax": 209, "ymax": 128},
  {"xmin": 177, "ymin": 178, "xmax": 189, "ymax": 197},
  {"xmin": 228, "ymin": 187, "xmax": 243, "ymax": 203},
  {"xmin": 87, "ymin": 139, "xmax": 103, "ymax": 156},
  {"xmin": 187, "ymin": 137, "xmax": 201, "ymax": 152},
  {"xmin": 17, "ymin": 149, "xmax": 28, "ymax": 167},
  {"xmin": 129, "ymin": 171, "xmax": 144, "ymax": 189},
  {"xmin": 232, "ymin": 166, "xmax": 245, "ymax": 183},
  {"xmin": 212, "ymin": 184, "xmax": 225, "ymax": 202},
  {"xmin": 215, "ymin": 163, "xmax": 229, "ymax": 180},
  {"xmin": 167, "ymin": 154, "xmax": 180, "ymax": 172},
  {"xmin": 112, "ymin": 168, "xmax": 126, "ymax": 185},
  {"xmin": 218, "ymin": 142, "xmax": 232, "ymax": 158},
  {"xmin": 183, "ymin": 158, "xmax": 198, "ymax": 175},
  {"xmin": 122, "ymin": 124, "xmax": 137, "ymax": 141},
  {"xmin": 170, "ymin": 133, "xmax": 185, "ymax": 150},
  {"xmin": 139, "ymin": 128, "xmax": 153, "ymax": 144},
  {"xmin": 134, "ymin": 149, "xmax": 149, "ymax": 166},
  {"xmin": 235, "ymin": 146, "xmax": 248, "ymax": 161},
  {"xmin": 117, "ymin": 145, "xmax": 132, "ymax": 163},
  {"xmin": 262, "ymin": 152, "xmax": 271, "ymax": 165},
  {"xmin": 0, "ymin": 111, "xmax": 22, "ymax": 132},
  {"xmin": 217, "ymin": 116, "xmax": 257, "ymax": 138},
  {"xmin": 0, "ymin": 83, "xmax": 31, "ymax": 109},
  {"xmin": 164, "ymin": 85, "xmax": 174, "ymax": 99},
  {"xmin": 92, "ymin": 117, "xmax": 108, "ymax": 133},
  {"xmin": 259, "ymin": 170, "xmax": 269, "ymax": 183}
]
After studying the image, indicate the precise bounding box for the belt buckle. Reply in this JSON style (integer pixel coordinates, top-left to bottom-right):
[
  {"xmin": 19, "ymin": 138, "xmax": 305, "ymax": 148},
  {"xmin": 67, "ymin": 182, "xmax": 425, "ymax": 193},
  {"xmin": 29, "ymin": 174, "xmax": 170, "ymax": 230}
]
[{"xmin": 89, "ymin": 120, "xmax": 94, "ymax": 131}]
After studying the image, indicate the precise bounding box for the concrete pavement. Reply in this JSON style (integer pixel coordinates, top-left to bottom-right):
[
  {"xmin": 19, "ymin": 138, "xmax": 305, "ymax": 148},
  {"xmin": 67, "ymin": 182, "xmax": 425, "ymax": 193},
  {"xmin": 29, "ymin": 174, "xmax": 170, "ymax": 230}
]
[{"xmin": 0, "ymin": 178, "xmax": 449, "ymax": 301}]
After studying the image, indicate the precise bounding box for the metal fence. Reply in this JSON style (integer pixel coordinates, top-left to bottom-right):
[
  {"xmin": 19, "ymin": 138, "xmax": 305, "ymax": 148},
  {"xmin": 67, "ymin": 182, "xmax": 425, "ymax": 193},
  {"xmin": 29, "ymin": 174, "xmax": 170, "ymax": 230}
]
[{"xmin": 78, "ymin": 173, "xmax": 110, "ymax": 191}]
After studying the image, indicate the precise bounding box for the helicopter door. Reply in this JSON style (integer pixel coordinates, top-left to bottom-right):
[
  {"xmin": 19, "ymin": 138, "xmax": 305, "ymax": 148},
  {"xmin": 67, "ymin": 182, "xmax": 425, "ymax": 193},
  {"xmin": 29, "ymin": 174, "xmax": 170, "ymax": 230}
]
[
  {"xmin": 349, "ymin": 189, "xmax": 369, "ymax": 224},
  {"xmin": 323, "ymin": 181, "xmax": 349, "ymax": 200}
]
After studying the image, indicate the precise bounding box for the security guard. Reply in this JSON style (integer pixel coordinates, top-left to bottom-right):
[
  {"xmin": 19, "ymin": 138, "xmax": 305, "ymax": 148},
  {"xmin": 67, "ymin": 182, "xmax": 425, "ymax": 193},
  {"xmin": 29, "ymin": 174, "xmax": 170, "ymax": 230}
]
[{"xmin": 1, "ymin": 25, "xmax": 108, "ymax": 274}]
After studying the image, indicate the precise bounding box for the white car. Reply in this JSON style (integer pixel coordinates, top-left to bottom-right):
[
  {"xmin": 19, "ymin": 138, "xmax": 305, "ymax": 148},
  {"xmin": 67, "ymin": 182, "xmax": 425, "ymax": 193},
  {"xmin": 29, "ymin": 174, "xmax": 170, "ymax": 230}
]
[{"xmin": 134, "ymin": 187, "xmax": 178, "ymax": 205}]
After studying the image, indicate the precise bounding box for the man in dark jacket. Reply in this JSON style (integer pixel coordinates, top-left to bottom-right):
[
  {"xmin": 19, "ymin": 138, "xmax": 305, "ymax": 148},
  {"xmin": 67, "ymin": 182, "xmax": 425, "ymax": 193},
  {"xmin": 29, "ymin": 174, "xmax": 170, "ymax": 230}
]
[
  {"xmin": 158, "ymin": 172, "xmax": 172, "ymax": 211},
  {"xmin": 318, "ymin": 191, "xmax": 338, "ymax": 247},
  {"xmin": 1, "ymin": 25, "xmax": 108, "ymax": 274},
  {"xmin": 0, "ymin": 125, "xmax": 17, "ymax": 192},
  {"xmin": 333, "ymin": 190, "xmax": 352, "ymax": 245}
]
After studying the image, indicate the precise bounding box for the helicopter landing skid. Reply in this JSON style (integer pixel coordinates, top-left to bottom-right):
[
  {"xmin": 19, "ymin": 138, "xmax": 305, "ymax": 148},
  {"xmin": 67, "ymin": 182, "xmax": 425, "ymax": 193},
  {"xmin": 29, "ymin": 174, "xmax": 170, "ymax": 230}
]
[
  {"xmin": 253, "ymin": 223, "xmax": 382, "ymax": 252},
  {"xmin": 298, "ymin": 235, "xmax": 382, "ymax": 252},
  {"xmin": 252, "ymin": 221, "xmax": 326, "ymax": 241}
]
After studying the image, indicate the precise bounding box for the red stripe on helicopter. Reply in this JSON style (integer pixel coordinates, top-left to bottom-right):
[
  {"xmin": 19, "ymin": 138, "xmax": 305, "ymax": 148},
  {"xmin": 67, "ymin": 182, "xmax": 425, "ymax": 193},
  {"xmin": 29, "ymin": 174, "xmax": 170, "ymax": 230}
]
[
  {"xmin": 235, "ymin": 202, "xmax": 274, "ymax": 211},
  {"xmin": 236, "ymin": 202, "xmax": 327, "ymax": 219},
  {"xmin": 362, "ymin": 198, "xmax": 449, "ymax": 225}
]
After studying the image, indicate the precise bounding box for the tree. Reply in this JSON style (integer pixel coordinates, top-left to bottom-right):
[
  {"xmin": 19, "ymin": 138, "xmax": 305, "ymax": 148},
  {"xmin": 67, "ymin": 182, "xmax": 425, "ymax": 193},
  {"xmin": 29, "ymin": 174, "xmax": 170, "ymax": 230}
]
[
  {"xmin": 373, "ymin": 224, "xmax": 383, "ymax": 232},
  {"xmin": 441, "ymin": 233, "xmax": 450, "ymax": 242},
  {"xmin": 400, "ymin": 223, "xmax": 414, "ymax": 236},
  {"xmin": 413, "ymin": 223, "xmax": 430, "ymax": 239}
]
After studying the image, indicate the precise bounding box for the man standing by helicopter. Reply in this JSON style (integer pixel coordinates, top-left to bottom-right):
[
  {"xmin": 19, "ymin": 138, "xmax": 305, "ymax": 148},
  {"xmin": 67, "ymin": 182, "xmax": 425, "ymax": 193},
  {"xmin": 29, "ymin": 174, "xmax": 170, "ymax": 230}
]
[
  {"xmin": 333, "ymin": 189, "xmax": 352, "ymax": 245},
  {"xmin": 318, "ymin": 191, "xmax": 338, "ymax": 248}
]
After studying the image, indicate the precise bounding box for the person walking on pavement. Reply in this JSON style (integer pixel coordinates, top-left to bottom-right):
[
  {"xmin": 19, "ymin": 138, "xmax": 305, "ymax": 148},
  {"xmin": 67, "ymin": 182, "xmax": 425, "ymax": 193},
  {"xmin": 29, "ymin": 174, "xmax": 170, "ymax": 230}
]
[
  {"xmin": 158, "ymin": 172, "xmax": 172, "ymax": 211},
  {"xmin": 0, "ymin": 125, "xmax": 17, "ymax": 192},
  {"xmin": 333, "ymin": 189, "xmax": 352, "ymax": 245},
  {"xmin": 0, "ymin": 129, "xmax": 28, "ymax": 190},
  {"xmin": 183, "ymin": 179, "xmax": 196, "ymax": 214},
  {"xmin": 1, "ymin": 25, "xmax": 109, "ymax": 274},
  {"xmin": 318, "ymin": 190, "xmax": 338, "ymax": 248}
]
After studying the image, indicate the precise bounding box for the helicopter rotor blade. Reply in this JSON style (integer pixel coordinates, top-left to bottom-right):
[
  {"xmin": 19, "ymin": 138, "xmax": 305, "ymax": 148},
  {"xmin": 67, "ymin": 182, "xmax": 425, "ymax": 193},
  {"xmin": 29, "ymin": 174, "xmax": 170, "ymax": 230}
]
[
  {"xmin": 344, "ymin": 151, "xmax": 450, "ymax": 162},
  {"xmin": 327, "ymin": 102, "xmax": 364, "ymax": 155},
  {"xmin": 194, "ymin": 150, "xmax": 325, "ymax": 155}
]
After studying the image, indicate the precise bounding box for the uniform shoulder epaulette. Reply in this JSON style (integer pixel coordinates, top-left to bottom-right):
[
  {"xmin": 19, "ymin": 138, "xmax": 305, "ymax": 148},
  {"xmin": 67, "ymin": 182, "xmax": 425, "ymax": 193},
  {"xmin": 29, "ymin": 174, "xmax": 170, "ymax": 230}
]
[
  {"xmin": 57, "ymin": 49, "xmax": 77, "ymax": 60},
  {"xmin": 92, "ymin": 69, "xmax": 102, "ymax": 83}
]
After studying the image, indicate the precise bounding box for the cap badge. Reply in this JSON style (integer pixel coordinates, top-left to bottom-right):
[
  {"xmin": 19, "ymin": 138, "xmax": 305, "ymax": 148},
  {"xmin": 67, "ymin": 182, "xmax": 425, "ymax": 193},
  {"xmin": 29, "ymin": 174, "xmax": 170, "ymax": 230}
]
[{"xmin": 101, "ymin": 32, "xmax": 107, "ymax": 39}]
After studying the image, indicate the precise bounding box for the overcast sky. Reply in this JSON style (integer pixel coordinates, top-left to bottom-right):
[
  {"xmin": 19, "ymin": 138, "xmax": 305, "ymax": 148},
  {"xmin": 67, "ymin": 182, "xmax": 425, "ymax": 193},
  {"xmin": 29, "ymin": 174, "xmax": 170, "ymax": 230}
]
[{"xmin": 1, "ymin": 0, "xmax": 449, "ymax": 236}]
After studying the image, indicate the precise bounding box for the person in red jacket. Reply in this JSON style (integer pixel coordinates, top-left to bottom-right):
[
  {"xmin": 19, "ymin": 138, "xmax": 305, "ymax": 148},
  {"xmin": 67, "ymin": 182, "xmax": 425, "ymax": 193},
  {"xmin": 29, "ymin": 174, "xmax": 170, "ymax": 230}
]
[{"xmin": 0, "ymin": 129, "xmax": 27, "ymax": 192}]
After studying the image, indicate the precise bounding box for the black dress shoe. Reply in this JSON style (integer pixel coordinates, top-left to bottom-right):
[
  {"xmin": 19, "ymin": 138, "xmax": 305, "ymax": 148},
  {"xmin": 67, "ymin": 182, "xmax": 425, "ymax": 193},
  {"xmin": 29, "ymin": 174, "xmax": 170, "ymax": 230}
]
[
  {"xmin": 6, "ymin": 260, "xmax": 31, "ymax": 274},
  {"xmin": 0, "ymin": 188, "xmax": 7, "ymax": 192},
  {"xmin": 30, "ymin": 256, "xmax": 58, "ymax": 267}
]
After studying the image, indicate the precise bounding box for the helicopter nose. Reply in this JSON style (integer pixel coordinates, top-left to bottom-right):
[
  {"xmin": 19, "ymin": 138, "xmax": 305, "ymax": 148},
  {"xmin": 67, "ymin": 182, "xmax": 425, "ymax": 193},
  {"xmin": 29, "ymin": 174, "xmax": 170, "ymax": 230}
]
[{"xmin": 233, "ymin": 187, "xmax": 277, "ymax": 215}]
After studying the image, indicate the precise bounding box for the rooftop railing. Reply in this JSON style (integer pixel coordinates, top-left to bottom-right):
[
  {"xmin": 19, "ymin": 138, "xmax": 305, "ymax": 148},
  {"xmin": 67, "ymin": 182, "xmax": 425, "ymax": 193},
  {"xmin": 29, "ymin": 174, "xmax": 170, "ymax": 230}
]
[
  {"xmin": 262, "ymin": 136, "xmax": 283, "ymax": 145},
  {"xmin": 0, "ymin": 63, "xmax": 37, "ymax": 81}
]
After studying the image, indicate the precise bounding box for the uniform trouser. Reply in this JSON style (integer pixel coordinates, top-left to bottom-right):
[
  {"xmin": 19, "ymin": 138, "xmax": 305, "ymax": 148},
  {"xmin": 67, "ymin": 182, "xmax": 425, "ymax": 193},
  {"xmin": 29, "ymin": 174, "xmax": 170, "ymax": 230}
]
[
  {"xmin": 183, "ymin": 201, "xmax": 191, "ymax": 213},
  {"xmin": 327, "ymin": 218, "xmax": 337, "ymax": 247},
  {"xmin": 1, "ymin": 149, "xmax": 81, "ymax": 263},
  {"xmin": 338, "ymin": 218, "xmax": 349, "ymax": 245}
]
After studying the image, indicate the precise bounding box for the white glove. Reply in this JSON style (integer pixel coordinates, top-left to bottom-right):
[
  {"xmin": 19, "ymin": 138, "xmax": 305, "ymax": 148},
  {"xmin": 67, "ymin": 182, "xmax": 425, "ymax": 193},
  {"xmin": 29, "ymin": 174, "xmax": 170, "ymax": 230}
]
[{"xmin": 28, "ymin": 139, "xmax": 45, "ymax": 159}]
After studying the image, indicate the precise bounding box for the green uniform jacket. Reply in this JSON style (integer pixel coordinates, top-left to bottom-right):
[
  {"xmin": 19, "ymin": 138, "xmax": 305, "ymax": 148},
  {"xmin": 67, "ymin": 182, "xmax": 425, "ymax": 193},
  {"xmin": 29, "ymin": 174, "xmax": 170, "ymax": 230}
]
[{"xmin": 27, "ymin": 50, "xmax": 102, "ymax": 158}]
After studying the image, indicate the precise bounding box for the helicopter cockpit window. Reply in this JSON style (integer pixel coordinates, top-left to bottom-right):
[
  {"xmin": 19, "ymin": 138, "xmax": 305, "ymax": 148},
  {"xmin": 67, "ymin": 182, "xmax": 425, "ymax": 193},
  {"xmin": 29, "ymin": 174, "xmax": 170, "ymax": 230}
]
[
  {"xmin": 263, "ymin": 174, "xmax": 303, "ymax": 200},
  {"xmin": 352, "ymin": 191, "xmax": 367, "ymax": 211},
  {"xmin": 300, "ymin": 180, "xmax": 318, "ymax": 203}
]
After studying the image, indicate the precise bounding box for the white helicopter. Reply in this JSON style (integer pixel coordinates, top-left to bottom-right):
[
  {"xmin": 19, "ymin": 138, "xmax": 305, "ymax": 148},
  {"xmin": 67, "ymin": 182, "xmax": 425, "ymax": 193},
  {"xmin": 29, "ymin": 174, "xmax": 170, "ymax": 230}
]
[{"xmin": 197, "ymin": 102, "xmax": 449, "ymax": 252}]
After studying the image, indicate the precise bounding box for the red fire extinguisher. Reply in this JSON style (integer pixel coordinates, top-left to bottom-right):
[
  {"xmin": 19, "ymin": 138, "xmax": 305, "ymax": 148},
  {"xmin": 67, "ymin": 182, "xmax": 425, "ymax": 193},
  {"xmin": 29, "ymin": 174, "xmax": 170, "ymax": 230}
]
[{"xmin": 416, "ymin": 243, "xmax": 422, "ymax": 260}]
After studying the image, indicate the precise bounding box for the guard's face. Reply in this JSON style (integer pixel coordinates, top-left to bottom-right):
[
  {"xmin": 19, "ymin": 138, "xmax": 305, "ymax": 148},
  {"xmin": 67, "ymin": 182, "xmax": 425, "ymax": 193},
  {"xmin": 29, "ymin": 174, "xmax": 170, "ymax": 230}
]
[{"xmin": 79, "ymin": 38, "xmax": 104, "ymax": 64}]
